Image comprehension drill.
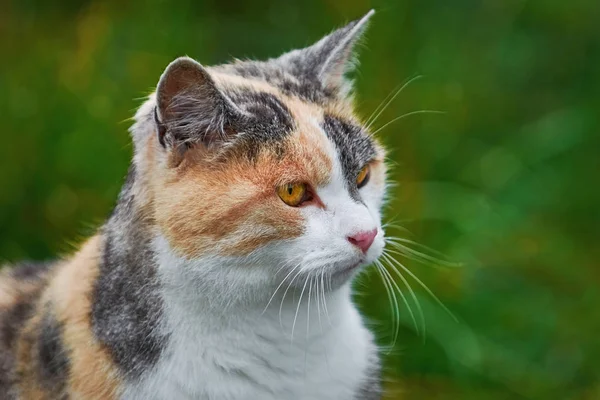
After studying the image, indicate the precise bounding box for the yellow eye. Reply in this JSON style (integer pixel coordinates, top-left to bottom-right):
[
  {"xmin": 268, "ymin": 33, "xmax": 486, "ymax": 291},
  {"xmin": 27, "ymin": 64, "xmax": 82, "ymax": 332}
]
[
  {"xmin": 356, "ymin": 165, "xmax": 371, "ymax": 188},
  {"xmin": 277, "ymin": 183, "xmax": 308, "ymax": 207}
]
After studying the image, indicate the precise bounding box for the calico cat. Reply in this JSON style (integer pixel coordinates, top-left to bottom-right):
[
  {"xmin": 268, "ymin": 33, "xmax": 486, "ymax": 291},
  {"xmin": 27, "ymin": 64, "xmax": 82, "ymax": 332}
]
[{"xmin": 0, "ymin": 10, "xmax": 387, "ymax": 400}]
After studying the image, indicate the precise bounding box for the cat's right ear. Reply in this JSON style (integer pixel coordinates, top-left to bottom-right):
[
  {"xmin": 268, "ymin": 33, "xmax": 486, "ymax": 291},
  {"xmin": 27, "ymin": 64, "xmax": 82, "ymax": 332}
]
[{"xmin": 155, "ymin": 57, "xmax": 240, "ymax": 149}]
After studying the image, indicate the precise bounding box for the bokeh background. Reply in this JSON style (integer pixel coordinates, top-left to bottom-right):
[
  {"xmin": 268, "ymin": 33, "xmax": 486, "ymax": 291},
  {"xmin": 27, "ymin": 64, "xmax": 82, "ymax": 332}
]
[{"xmin": 1, "ymin": 0, "xmax": 599, "ymax": 398}]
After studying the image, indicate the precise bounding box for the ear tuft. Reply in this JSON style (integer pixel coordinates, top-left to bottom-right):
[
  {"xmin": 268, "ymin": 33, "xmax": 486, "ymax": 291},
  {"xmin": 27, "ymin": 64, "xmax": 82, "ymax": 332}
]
[
  {"xmin": 276, "ymin": 10, "xmax": 374, "ymax": 98},
  {"xmin": 316, "ymin": 9, "xmax": 374, "ymax": 91},
  {"xmin": 155, "ymin": 57, "xmax": 234, "ymax": 148}
]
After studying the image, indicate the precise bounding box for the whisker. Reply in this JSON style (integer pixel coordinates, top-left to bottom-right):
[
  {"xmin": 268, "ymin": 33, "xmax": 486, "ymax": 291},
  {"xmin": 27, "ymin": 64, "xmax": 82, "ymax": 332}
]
[
  {"xmin": 364, "ymin": 82, "xmax": 403, "ymax": 127},
  {"xmin": 320, "ymin": 270, "xmax": 332, "ymax": 327},
  {"xmin": 386, "ymin": 242, "xmax": 460, "ymax": 269},
  {"xmin": 262, "ymin": 261, "xmax": 302, "ymax": 315},
  {"xmin": 279, "ymin": 267, "xmax": 305, "ymax": 327},
  {"xmin": 305, "ymin": 277, "xmax": 313, "ymax": 375},
  {"xmin": 315, "ymin": 271, "xmax": 324, "ymax": 334},
  {"xmin": 365, "ymin": 75, "xmax": 424, "ymax": 131},
  {"xmin": 291, "ymin": 275, "xmax": 310, "ymax": 345},
  {"xmin": 371, "ymin": 110, "xmax": 446, "ymax": 136},
  {"xmin": 271, "ymin": 252, "xmax": 338, "ymax": 321},
  {"xmin": 374, "ymin": 261, "xmax": 400, "ymax": 350},
  {"xmin": 382, "ymin": 222, "xmax": 412, "ymax": 235},
  {"xmin": 381, "ymin": 218, "xmax": 408, "ymax": 228},
  {"xmin": 381, "ymin": 252, "xmax": 426, "ymax": 337},
  {"xmin": 386, "ymin": 238, "xmax": 462, "ymax": 267},
  {"xmin": 316, "ymin": 270, "xmax": 333, "ymax": 377},
  {"xmin": 383, "ymin": 252, "xmax": 458, "ymax": 322},
  {"xmin": 307, "ymin": 277, "xmax": 313, "ymax": 338},
  {"xmin": 386, "ymin": 240, "xmax": 447, "ymax": 266},
  {"xmin": 383, "ymin": 155, "xmax": 403, "ymax": 170},
  {"xmin": 376, "ymin": 260, "xmax": 419, "ymax": 340},
  {"xmin": 273, "ymin": 255, "xmax": 301, "ymax": 276}
]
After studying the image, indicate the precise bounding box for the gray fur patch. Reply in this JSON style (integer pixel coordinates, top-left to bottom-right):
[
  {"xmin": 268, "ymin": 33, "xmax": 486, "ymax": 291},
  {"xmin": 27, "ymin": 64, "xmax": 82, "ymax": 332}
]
[
  {"xmin": 219, "ymin": 61, "xmax": 333, "ymax": 104},
  {"xmin": 224, "ymin": 89, "xmax": 295, "ymax": 160},
  {"xmin": 92, "ymin": 166, "xmax": 168, "ymax": 379},
  {"xmin": 36, "ymin": 306, "xmax": 69, "ymax": 394},
  {"xmin": 9, "ymin": 261, "xmax": 55, "ymax": 281},
  {"xmin": 160, "ymin": 87, "xmax": 295, "ymax": 160},
  {"xmin": 354, "ymin": 364, "xmax": 382, "ymax": 400},
  {"xmin": 0, "ymin": 261, "xmax": 52, "ymax": 399},
  {"xmin": 354, "ymin": 343, "xmax": 382, "ymax": 400},
  {"xmin": 322, "ymin": 114, "xmax": 376, "ymax": 199}
]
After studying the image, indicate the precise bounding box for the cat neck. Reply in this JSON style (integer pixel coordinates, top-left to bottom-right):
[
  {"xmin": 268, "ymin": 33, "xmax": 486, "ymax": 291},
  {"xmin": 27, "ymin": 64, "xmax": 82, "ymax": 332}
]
[
  {"xmin": 152, "ymin": 233, "xmax": 356, "ymax": 340},
  {"xmin": 116, "ymin": 235, "xmax": 374, "ymax": 400}
]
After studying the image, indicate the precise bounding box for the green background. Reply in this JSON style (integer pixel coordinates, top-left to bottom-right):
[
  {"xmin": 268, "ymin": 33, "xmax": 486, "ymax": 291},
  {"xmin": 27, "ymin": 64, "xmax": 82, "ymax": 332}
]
[{"xmin": 1, "ymin": 0, "xmax": 599, "ymax": 398}]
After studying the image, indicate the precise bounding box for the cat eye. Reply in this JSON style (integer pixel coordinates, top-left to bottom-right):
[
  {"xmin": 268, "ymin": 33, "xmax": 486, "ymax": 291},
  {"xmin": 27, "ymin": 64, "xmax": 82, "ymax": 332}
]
[
  {"xmin": 277, "ymin": 183, "xmax": 311, "ymax": 207},
  {"xmin": 356, "ymin": 165, "xmax": 371, "ymax": 188}
]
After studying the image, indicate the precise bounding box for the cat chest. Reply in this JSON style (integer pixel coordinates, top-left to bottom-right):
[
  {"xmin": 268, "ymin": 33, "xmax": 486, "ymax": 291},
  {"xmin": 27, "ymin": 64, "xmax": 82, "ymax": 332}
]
[{"xmin": 120, "ymin": 323, "xmax": 372, "ymax": 400}]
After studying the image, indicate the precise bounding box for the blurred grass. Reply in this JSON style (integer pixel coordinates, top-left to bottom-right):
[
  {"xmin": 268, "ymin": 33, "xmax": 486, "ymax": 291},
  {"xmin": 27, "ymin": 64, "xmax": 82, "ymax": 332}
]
[{"xmin": 1, "ymin": 0, "xmax": 599, "ymax": 398}]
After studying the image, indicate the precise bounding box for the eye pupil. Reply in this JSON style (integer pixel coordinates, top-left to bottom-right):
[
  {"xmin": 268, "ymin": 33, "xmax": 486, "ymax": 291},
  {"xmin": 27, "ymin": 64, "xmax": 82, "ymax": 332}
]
[{"xmin": 288, "ymin": 186, "xmax": 293, "ymax": 195}]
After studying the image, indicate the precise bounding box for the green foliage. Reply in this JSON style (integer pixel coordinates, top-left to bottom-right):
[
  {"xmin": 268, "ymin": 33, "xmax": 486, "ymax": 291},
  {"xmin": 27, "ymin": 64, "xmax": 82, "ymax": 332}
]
[{"xmin": 1, "ymin": 0, "xmax": 599, "ymax": 398}]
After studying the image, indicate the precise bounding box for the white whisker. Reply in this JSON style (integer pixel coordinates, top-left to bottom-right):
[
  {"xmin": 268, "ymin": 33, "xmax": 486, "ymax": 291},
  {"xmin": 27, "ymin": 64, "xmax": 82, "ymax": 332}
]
[
  {"xmin": 315, "ymin": 272, "xmax": 323, "ymax": 334},
  {"xmin": 376, "ymin": 259, "xmax": 419, "ymax": 340},
  {"xmin": 263, "ymin": 261, "xmax": 302, "ymax": 315},
  {"xmin": 384, "ymin": 252, "xmax": 458, "ymax": 322},
  {"xmin": 320, "ymin": 270, "xmax": 332, "ymax": 327},
  {"xmin": 382, "ymin": 222, "xmax": 412, "ymax": 234},
  {"xmin": 371, "ymin": 110, "xmax": 446, "ymax": 136},
  {"xmin": 365, "ymin": 75, "xmax": 424, "ymax": 131},
  {"xmin": 291, "ymin": 275, "xmax": 310, "ymax": 345},
  {"xmin": 307, "ymin": 277, "xmax": 313, "ymax": 338},
  {"xmin": 279, "ymin": 267, "xmax": 305, "ymax": 327},
  {"xmin": 381, "ymin": 252, "xmax": 426, "ymax": 337},
  {"xmin": 304, "ymin": 277, "xmax": 313, "ymax": 376},
  {"xmin": 386, "ymin": 238, "xmax": 462, "ymax": 267},
  {"xmin": 374, "ymin": 261, "xmax": 400, "ymax": 349},
  {"xmin": 364, "ymin": 83, "xmax": 403, "ymax": 127}
]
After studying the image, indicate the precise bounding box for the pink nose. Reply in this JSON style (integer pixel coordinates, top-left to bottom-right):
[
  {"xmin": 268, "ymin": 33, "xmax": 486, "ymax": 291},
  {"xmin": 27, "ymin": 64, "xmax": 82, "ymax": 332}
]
[{"xmin": 347, "ymin": 229, "xmax": 378, "ymax": 254}]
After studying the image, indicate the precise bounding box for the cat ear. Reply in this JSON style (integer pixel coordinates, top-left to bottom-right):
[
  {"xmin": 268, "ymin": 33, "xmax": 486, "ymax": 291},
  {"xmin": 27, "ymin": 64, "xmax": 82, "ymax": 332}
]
[
  {"xmin": 155, "ymin": 56, "xmax": 240, "ymax": 148},
  {"xmin": 278, "ymin": 10, "xmax": 374, "ymax": 97}
]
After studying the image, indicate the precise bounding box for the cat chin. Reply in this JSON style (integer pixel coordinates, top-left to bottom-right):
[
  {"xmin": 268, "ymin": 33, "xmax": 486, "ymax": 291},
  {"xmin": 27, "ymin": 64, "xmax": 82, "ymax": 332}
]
[
  {"xmin": 327, "ymin": 262, "xmax": 363, "ymax": 289},
  {"xmin": 328, "ymin": 248, "xmax": 384, "ymax": 289},
  {"xmin": 322, "ymin": 253, "xmax": 382, "ymax": 290}
]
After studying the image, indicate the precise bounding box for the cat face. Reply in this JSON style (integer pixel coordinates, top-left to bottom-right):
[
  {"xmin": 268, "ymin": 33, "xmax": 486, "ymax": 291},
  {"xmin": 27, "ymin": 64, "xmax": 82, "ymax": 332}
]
[{"xmin": 134, "ymin": 11, "xmax": 386, "ymax": 293}]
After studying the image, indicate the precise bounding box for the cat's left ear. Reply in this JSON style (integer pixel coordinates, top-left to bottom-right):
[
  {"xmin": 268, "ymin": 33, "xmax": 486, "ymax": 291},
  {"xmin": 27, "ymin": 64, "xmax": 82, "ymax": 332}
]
[{"xmin": 277, "ymin": 10, "xmax": 374, "ymax": 97}]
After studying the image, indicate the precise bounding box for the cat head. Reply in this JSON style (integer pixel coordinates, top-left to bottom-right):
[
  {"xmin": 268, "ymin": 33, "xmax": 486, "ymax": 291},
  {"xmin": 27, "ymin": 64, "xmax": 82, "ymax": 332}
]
[{"xmin": 130, "ymin": 10, "xmax": 388, "ymax": 299}]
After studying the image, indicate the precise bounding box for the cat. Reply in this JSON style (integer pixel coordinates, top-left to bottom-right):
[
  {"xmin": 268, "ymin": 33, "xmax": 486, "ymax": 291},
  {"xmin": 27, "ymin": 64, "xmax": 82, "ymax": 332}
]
[{"xmin": 0, "ymin": 10, "xmax": 388, "ymax": 400}]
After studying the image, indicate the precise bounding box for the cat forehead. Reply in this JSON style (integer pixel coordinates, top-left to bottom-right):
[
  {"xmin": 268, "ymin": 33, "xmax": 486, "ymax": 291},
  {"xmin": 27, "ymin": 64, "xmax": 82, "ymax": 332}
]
[
  {"xmin": 208, "ymin": 68, "xmax": 379, "ymax": 187},
  {"xmin": 213, "ymin": 60, "xmax": 335, "ymax": 104}
]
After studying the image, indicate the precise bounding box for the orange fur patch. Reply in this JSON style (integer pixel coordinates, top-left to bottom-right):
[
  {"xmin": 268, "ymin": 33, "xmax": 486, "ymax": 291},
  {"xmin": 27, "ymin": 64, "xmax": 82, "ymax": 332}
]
[
  {"xmin": 43, "ymin": 235, "xmax": 121, "ymax": 399},
  {"xmin": 150, "ymin": 89, "xmax": 336, "ymax": 258},
  {"xmin": 0, "ymin": 273, "xmax": 18, "ymax": 310}
]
